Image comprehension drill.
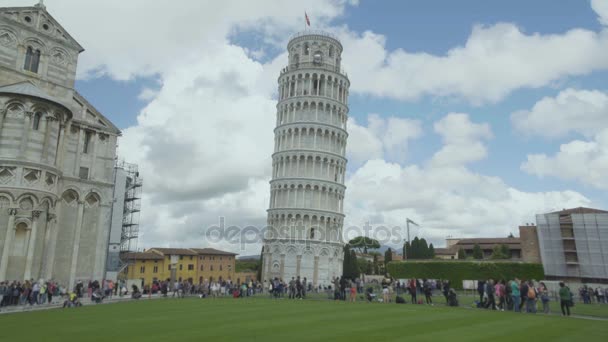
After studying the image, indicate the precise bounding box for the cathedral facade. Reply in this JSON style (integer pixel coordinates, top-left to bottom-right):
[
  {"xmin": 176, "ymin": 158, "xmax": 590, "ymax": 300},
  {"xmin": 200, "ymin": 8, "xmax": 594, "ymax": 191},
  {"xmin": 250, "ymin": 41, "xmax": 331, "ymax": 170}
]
[
  {"xmin": 0, "ymin": 3, "xmax": 120, "ymax": 288},
  {"xmin": 262, "ymin": 31, "xmax": 350, "ymax": 286}
]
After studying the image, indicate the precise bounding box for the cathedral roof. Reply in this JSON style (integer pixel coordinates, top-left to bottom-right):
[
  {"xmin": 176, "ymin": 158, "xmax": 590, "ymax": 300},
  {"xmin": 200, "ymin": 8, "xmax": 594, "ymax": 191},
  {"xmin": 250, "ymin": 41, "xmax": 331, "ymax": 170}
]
[
  {"xmin": 0, "ymin": 2, "xmax": 84, "ymax": 53},
  {"xmin": 0, "ymin": 80, "xmax": 71, "ymax": 111}
]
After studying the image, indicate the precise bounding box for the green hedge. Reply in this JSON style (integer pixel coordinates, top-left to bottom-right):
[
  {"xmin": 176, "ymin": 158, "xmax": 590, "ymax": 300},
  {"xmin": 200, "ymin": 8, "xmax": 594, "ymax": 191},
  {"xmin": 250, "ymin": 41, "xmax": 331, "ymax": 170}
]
[{"xmin": 387, "ymin": 261, "xmax": 544, "ymax": 289}]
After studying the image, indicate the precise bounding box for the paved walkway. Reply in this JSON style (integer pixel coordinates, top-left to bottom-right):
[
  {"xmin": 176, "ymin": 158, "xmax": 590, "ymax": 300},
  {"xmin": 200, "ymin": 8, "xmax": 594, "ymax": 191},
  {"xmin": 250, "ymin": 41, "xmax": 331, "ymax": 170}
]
[{"xmin": 0, "ymin": 294, "xmax": 163, "ymax": 315}]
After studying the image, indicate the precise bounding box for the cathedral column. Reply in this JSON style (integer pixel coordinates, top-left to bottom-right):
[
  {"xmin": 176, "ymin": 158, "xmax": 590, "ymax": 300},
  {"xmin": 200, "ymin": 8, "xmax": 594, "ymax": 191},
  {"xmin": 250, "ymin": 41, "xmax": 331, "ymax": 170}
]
[
  {"xmin": 42, "ymin": 116, "xmax": 55, "ymax": 163},
  {"xmin": 19, "ymin": 111, "xmax": 32, "ymax": 159},
  {"xmin": 73, "ymin": 127, "xmax": 83, "ymax": 176},
  {"xmin": 89, "ymin": 132, "xmax": 98, "ymax": 180},
  {"xmin": 68, "ymin": 200, "xmax": 85, "ymax": 289},
  {"xmin": 0, "ymin": 208, "xmax": 17, "ymax": 281},
  {"xmin": 313, "ymin": 256, "xmax": 319, "ymax": 287},
  {"xmin": 56, "ymin": 121, "xmax": 70, "ymax": 168},
  {"xmin": 296, "ymin": 255, "xmax": 302, "ymax": 277},
  {"xmin": 279, "ymin": 254, "xmax": 285, "ymax": 279},
  {"xmin": 40, "ymin": 213, "xmax": 55, "ymax": 279},
  {"xmin": 0, "ymin": 108, "xmax": 6, "ymax": 138},
  {"xmin": 23, "ymin": 210, "xmax": 42, "ymax": 280},
  {"xmin": 45, "ymin": 206, "xmax": 61, "ymax": 280}
]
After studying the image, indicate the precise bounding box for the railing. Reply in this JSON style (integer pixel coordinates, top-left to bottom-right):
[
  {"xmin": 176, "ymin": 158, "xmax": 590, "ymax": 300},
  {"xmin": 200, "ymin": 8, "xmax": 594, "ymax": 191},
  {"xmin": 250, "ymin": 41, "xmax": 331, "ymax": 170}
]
[
  {"xmin": 289, "ymin": 30, "xmax": 340, "ymax": 42},
  {"xmin": 280, "ymin": 62, "xmax": 348, "ymax": 78}
]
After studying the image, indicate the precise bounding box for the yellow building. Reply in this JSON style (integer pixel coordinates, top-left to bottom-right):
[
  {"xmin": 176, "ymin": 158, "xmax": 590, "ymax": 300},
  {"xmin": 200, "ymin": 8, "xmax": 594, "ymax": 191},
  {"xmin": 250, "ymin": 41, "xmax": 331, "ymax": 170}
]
[{"xmin": 121, "ymin": 247, "xmax": 237, "ymax": 286}]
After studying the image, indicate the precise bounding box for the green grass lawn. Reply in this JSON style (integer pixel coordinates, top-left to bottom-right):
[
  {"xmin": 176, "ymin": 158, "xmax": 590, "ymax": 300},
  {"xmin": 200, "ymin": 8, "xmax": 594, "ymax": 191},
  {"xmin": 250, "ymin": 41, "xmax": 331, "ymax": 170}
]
[
  {"xmin": 1, "ymin": 297, "xmax": 607, "ymax": 342},
  {"xmin": 454, "ymin": 293, "xmax": 608, "ymax": 318}
]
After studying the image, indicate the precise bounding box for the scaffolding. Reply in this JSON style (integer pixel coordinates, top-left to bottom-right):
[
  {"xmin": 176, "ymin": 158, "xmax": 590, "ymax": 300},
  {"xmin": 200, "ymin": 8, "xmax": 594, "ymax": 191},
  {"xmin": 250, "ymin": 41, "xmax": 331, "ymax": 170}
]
[{"xmin": 116, "ymin": 160, "xmax": 143, "ymax": 252}]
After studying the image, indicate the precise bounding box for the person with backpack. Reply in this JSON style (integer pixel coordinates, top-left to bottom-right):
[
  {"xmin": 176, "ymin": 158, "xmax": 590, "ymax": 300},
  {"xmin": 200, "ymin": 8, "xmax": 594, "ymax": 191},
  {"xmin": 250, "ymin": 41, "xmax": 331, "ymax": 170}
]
[
  {"xmin": 559, "ymin": 282, "xmax": 572, "ymax": 316},
  {"xmin": 539, "ymin": 282, "xmax": 550, "ymax": 314},
  {"xmin": 525, "ymin": 280, "xmax": 537, "ymax": 313}
]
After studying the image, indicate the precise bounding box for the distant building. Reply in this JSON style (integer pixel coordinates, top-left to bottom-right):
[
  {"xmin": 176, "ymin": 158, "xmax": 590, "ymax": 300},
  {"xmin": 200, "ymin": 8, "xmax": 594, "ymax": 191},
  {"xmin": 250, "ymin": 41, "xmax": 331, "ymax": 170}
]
[
  {"xmin": 437, "ymin": 225, "xmax": 541, "ymax": 263},
  {"xmin": 536, "ymin": 207, "xmax": 608, "ymax": 283},
  {"xmin": 122, "ymin": 247, "xmax": 237, "ymax": 286},
  {"xmin": 451, "ymin": 237, "xmax": 522, "ymax": 260},
  {"xmin": 434, "ymin": 248, "xmax": 457, "ymax": 260}
]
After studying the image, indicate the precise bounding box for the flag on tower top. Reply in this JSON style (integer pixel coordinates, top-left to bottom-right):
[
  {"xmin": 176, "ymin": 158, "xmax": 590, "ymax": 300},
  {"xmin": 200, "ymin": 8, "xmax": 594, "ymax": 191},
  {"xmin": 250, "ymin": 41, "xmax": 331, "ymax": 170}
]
[{"xmin": 305, "ymin": 12, "xmax": 311, "ymax": 26}]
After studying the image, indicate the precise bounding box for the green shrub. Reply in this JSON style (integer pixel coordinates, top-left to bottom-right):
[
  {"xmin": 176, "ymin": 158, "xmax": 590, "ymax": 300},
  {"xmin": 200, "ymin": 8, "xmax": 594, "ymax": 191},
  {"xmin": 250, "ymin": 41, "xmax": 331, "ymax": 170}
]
[{"xmin": 387, "ymin": 261, "xmax": 544, "ymax": 289}]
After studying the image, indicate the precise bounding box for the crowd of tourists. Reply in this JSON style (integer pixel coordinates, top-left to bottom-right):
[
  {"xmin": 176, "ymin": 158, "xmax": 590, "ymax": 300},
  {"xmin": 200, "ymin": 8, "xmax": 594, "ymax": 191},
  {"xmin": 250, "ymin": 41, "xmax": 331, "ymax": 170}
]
[
  {"xmin": 473, "ymin": 278, "xmax": 607, "ymax": 316},
  {"xmin": 0, "ymin": 280, "xmax": 62, "ymax": 307},
  {"xmin": 0, "ymin": 278, "xmax": 129, "ymax": 309},
  {"xmin": 141, "ymin": 278, "xmax": 264, "ymax": 299}
]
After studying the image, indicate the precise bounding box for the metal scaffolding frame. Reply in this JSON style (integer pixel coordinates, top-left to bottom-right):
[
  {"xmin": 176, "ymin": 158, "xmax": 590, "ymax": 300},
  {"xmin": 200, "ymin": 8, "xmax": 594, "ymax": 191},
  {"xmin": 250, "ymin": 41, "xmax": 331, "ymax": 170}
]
[{"xmin": 116, "ymin": 160, "xmax": 142, "ymax": 252}]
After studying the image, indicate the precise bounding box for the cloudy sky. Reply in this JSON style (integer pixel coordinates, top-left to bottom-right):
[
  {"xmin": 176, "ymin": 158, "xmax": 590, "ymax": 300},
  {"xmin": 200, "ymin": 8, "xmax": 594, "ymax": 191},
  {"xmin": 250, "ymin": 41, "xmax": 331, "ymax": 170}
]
[{"xmin": 9, "ymin": 0, "xmax": 608, "ymax": 254}]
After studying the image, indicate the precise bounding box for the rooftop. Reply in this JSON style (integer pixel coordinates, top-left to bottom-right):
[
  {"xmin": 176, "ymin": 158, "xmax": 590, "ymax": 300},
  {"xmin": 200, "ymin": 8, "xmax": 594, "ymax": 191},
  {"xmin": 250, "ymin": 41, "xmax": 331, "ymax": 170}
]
[
  {"xmin": 122, "ymin": 252, "xmax": 164, "ymax": 261},
  {"xmin": 549, "ymin": 207, "xmax": 608, "ymax": 215},
  {"xmin": 145, "ymin": 247, "xmax": 238, "ymax": 256}
]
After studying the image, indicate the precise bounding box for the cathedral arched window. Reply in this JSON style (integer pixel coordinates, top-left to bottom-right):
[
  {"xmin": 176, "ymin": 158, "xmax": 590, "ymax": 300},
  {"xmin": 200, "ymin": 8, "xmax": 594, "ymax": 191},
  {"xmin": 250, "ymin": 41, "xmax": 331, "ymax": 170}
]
[
  {"xmin": 32, "ymin": 112, "xmax": 42, "ymax": 130},
  {"xmin": 24, "ymin": 46, "xmax": 41, "ymax": 73},
  {"xmin": 329, "ymin": 45, "xmax": 334, "ymax": 57},
  {"xmin": 304, "ymin": 43, "xmax": 310, "ymax": 55},
  {"xmin": 309, "ymin": 228, "xmax": 315, "ymax": 239}
]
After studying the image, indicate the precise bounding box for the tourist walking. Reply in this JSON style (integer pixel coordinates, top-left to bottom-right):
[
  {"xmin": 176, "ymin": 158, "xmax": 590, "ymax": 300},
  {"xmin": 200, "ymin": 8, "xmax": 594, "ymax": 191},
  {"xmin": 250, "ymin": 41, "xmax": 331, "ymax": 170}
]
[
  {"xmin": 539, "ymin": 282, "xmax": 550, "ymax": 314},
  {"xmin": 408, "ymin": 278, "xmax": 417, "ymax": 304},
  {"xmin": 525, "ymin": 280, "xmax": 537, "ymax": 313},
  {"xmin": 510, "ymin": 278, "xmax": 521, "ymax": 312},
  {"xmin": 559, "ymin": 282, "xmax": 572, "ymax": 316},
  {"xmin": 486, "ymin": 279, "xmax": 496, "ymax": 310}
]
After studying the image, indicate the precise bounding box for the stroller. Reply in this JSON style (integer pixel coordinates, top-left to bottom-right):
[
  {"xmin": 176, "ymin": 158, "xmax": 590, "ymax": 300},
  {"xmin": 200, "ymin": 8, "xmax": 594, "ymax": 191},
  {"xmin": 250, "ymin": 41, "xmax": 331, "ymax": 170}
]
[
  {"xmin": 92, "ymin": 289, "xmax": 105, "ymax": 304},
  {"xmin": 447, "ymin": 289, "xmax": 459, "ymax": 307},
  {"xmin": 365, "ymin": 287, "xmax": 377, "ymax": 303},
  {"xmin": 131, "ymin": 285, "xmax": 142, "ymax": 300}
]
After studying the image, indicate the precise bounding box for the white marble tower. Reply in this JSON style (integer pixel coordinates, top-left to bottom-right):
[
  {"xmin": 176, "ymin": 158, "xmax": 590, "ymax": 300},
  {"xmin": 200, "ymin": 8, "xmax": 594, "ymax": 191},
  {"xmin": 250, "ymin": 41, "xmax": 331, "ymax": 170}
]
[{"xmin": 262, "ymin": 31, "xmax": 349, "ymax": 287}]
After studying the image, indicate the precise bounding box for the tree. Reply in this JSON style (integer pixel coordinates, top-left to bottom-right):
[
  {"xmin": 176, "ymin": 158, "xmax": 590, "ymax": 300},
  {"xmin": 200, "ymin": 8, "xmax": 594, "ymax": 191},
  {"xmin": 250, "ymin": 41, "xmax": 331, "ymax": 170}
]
[
  {"xmin": 373, "ymin": 254, "xmax": 379, "ymax": 275},
  {"xmin": 348, "ymin": 236, "xmax": 381, "ymax": 253},
  {"xmin": 429, "ymin": 243, "xmax": 435, "ymax": 258},
  {"xmin": 342, "ymin": 245, "xmax": 351, "ymax": 277},
  {"xmin": 342, "ymin": 244, "xmax": 359, "ymax": 279},
  {"xmin": 366, "ymin": 260, "xmax": 373, "ymax": 274},
  {"xmin": 357, "ymin": 258, "xmax": 368, "ymax": 275},
  {"xmin": 384, "ymin": 248, "xmax": 393, "ymax": 268},
  {"xmin": 403, "ymin": 241, "xmax": 411, "ymax": 259},
  {"xmin": 411, "ymin": 237, "xmax": 420, "ymax": 259},
  {"xmin": 350, "ymin": 250, "xmax": 359, "ymax": 277},
  {"xmin": 419, "ymin": 238, "xmax": 429, "ymax": 259},
  {"xmin": 457, "ymin": 248, "xmax": 466, "ymax": 260},
  {"xmin": 500, "ymin": 244, "xmax": 510, "ymax": 258},
  {"xmin": 472, "ymin": 243, "xmax": 483, "ymax": 259},
  {"xmin": 490, "ymin": 244, "xmax": 511, "ymax": 260}
]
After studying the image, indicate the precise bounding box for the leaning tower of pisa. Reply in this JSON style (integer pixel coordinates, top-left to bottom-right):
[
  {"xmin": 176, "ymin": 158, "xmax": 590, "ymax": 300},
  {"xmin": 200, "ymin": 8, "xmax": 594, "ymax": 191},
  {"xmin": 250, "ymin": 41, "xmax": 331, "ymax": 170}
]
[{"xmin": 262, "ymin": 31, "xmax": 349, "ymax": 287}]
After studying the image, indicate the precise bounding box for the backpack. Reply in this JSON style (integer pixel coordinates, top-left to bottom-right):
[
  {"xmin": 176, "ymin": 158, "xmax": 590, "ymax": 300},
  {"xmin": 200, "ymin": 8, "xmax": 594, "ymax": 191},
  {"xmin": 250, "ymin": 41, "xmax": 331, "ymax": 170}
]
[{"xmin": 527, "ymin": 287, "xmax": 536, "ymax": 299}]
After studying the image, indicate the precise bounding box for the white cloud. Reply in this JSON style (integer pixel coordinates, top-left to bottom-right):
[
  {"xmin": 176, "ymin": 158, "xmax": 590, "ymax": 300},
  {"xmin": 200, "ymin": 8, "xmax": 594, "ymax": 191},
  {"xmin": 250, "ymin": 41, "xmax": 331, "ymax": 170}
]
[
  {"xmin": 592, "ymin": 0, "xmax": 608, "ymax": 26},
  {"xmin": 511, "ymin": 88, "xmax": 608, "ymax": 138},
  {"xmin": 345, "ymin": 115, "xmax": 592, "ymax": 247},
  {"xmin": 346, "ymin": 114, "xmax": 422, "ymax": 166},
  {"xmin": 431, "ymin": 113, "xmax": 493, "ymax": 166},
  {"xmin": 3, "ymin": 0, "xmax": 352, "ymax": 80},
  {"xmin": 137, "ymin": 87, "xmax": 159, "ymax": 101},
  {"xmin": 515, "ymin": 89, "xmax": 608, "ymax": 190},
  {"xmin": 337, "ymin": 22, "xmax": 608, "ymax": 104},
  {"xmin": 521, "ymin": 130, "xmax": 608, "ymax": 190}
]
